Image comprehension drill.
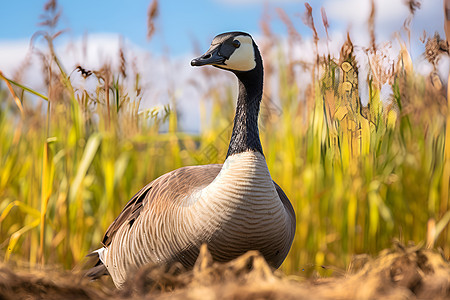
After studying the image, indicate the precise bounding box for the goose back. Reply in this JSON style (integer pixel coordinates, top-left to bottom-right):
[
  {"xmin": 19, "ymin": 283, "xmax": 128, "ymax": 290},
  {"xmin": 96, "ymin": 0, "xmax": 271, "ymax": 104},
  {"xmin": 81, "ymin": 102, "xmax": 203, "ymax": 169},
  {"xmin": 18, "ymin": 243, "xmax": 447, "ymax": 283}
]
[
  {"xmin": 88, "ymin": 31, "xmax": 296, "ymax": 289},
  {"xmin": 99, "ymin": 151, "xmax": 295, "ymax": 288}
]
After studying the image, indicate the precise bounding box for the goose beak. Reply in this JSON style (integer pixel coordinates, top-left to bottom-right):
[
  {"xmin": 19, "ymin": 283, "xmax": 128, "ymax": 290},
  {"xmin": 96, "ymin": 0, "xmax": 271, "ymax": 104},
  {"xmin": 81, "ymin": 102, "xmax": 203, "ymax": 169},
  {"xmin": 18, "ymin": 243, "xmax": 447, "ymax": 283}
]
[{"xmin": 191, "ymin": 46, "xmax": 225, "ymax": 67}]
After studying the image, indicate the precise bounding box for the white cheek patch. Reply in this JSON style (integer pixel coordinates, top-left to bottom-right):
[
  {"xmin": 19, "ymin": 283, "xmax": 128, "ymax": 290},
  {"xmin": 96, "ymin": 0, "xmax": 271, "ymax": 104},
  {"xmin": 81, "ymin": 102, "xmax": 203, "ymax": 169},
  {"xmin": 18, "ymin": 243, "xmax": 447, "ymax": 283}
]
[{"xmin": 220, "ymin": 36, "xmax": 256, "ymax": 72}]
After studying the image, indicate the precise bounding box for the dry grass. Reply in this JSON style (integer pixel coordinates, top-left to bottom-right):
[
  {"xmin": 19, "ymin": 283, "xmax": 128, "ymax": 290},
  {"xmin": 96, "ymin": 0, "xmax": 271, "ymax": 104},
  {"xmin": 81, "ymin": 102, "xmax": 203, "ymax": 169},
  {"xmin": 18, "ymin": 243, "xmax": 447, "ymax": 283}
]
[
  {"xmin": 0, "ymin": 244, "xmax": 449, "ymax": 300},
  {"xmin": 0, "ymin": 0, "xmax": 449, "ymax": 291}
]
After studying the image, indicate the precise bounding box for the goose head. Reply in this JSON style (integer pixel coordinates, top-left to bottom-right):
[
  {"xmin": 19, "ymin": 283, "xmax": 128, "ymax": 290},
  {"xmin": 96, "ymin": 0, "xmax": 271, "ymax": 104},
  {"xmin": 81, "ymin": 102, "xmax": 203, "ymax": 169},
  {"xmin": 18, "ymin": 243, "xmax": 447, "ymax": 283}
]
[
  {"xmin": 191, "ymin": 32, "xmax": 264, "ymax": 158},
  {"xmin": 191, "ymin": 32, "xmax": 261, "ymax": 73}
]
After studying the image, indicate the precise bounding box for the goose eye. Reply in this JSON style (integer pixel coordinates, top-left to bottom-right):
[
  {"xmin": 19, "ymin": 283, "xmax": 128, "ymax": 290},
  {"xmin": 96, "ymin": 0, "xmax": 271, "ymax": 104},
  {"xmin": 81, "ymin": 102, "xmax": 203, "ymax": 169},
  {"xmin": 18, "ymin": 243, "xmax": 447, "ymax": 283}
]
[{"xmin": 232, "ymin": 40, "xmax": 241, "ymax": 48}]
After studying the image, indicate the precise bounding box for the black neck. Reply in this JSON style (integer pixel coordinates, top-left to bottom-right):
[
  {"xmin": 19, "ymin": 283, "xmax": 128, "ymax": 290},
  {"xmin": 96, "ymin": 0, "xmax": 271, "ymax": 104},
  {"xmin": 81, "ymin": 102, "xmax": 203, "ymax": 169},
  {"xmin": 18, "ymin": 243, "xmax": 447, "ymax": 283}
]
[{"xmin": 226, "ymin": 48, "xmax": 264, "ymax": 158}]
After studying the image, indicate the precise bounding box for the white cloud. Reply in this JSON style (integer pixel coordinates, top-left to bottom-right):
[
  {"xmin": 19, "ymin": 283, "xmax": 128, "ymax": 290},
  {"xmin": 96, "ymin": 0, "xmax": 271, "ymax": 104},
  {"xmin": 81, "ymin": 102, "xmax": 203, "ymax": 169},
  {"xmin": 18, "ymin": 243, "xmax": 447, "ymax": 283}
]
[
  {"xmin": 0, "ymin": 34, "xmax": 229, "ymax": 133},
  {"xmin": 0, "ymin": 39, "xmax": 31, "ymax": 76},
  {"xmin": 215, "ymin": 0, "xmax": 298, "ymax": 4},
  {"xmin": 325, "ymin": 0, "xmax": 409, "ymax": 26},
  {"xmin": 324, "ymin": 0, "xmax": 444, "ymax": 51},
  {"xmin": 1, "ymin": 10, "xmax": 446, "ymax": 134},
  {"xmin": 0, "ymin": 34, "xmax": 129, "ymax": 93}
]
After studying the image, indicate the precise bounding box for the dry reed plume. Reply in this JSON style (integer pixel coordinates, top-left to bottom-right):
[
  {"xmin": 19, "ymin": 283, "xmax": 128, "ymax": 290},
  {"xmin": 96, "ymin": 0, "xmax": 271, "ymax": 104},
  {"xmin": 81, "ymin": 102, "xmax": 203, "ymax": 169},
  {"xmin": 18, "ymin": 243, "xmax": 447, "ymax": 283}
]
[
  {"xmin": 0, "ymin": 243, "xmax": 448, "ymax": 299},
  {"xmin": 0, "ymin": 1, "xmax": 449, "ymax": 299}
]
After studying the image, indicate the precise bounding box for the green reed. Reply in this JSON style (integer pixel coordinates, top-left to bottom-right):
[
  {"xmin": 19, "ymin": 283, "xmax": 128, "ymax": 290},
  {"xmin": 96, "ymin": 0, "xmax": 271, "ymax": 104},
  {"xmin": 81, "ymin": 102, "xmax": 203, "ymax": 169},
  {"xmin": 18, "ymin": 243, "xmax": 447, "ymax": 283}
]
[{"xmin": 0, "ymin": 4, "xmax": 448, "ymax": 276}]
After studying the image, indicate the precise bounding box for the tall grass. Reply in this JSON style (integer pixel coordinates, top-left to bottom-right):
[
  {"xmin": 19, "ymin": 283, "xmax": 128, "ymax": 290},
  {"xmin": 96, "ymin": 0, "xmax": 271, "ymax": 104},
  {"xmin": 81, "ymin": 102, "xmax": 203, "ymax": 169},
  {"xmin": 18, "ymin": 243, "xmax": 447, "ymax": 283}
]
[{"xmin": 0, "ymin": 0, "xmax": 449, "ymax": 275}]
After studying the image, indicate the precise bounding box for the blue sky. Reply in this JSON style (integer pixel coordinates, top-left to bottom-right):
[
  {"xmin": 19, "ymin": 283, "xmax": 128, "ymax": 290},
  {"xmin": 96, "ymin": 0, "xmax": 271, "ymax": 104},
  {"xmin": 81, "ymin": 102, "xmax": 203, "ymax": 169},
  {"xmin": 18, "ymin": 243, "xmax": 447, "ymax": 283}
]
[
  {"xmin": 0, "ymin": 0, "xmax": 446, "ymax": 132},
  {"xmin": 1, "ymin": 0, "xmax": 314, "ymax": 55},
  {"xmin": 1, "ymin": 0, "xmax": 443, "ymax": 56}
]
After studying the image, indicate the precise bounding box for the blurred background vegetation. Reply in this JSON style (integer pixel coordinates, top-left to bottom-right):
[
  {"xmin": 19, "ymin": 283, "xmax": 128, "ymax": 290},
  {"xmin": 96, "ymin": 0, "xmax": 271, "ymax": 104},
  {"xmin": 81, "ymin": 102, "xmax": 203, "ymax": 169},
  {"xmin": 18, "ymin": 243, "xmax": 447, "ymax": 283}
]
[{"xmin": 0, "ymin": 0, "xmax": 449, "ymax": 276}]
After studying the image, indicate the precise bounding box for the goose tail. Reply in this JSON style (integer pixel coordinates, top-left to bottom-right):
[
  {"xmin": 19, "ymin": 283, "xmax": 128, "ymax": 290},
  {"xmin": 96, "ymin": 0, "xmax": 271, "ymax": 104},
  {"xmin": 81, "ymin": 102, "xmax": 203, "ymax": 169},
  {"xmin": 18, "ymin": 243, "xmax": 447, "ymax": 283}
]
[{"xmin": 85, "ymin": 248, "xmax": 109, "ymax": 280}]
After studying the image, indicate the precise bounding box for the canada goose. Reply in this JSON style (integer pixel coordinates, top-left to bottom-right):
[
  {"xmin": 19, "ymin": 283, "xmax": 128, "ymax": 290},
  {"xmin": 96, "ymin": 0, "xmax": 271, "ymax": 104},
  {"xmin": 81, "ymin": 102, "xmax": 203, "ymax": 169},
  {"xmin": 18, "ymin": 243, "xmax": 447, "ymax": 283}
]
[{"xmin": 87, "ymin": 31, "xmax": 296, "ymax": 288}]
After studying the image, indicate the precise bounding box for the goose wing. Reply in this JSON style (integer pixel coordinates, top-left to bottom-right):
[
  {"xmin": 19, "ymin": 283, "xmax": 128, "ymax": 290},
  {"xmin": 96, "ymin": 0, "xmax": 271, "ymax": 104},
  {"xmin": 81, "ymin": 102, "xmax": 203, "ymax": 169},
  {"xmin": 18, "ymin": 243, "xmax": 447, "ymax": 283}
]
[
  {"xmin": 101, "ymin": 164, "xmax": 223, "ymax": 247},
  {"xmin": 101, "ymin": 165, "xmax": 295, "ymax": 247},
  {"xmin": 273, "ymin": 181, "xmax": 296, "ymax": 236}
]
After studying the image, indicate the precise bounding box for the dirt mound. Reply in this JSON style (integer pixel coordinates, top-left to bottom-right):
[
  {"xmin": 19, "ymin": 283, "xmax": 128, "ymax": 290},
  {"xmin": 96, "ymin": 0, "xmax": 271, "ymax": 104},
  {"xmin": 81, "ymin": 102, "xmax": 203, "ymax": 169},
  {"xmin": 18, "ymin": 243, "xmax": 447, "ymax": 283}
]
[
  {"xmin": 0, "ymin": 244, "xmax": 449, "ymax": 300},
  {"xmin": 0, "ymin": 266, "xmax": 105, "ymax": 300}
]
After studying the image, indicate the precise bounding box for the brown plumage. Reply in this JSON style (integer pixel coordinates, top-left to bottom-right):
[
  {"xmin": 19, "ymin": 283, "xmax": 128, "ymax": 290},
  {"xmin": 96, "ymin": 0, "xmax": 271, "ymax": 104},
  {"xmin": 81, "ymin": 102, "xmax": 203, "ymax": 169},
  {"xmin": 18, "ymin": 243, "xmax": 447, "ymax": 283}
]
[
  {"xmin": 102, "ymin": 165, "xmax": 223, "ymax": 247},
  {"xmin": 87, "ymin": 32, "xmax": 296, "ymax": 288},
  {"xmin": 103, "ymin": 163, "xmax": 294, "ymax": 253}
]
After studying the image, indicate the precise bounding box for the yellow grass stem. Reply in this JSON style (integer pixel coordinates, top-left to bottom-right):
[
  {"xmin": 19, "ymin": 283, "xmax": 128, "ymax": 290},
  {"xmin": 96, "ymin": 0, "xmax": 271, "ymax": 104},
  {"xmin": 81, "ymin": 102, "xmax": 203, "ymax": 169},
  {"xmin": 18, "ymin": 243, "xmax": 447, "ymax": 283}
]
[
  {"xmin": 45, "ymin": 36, "xmax": 74, "ymax": 96},
  {"xmin": 0, "ymin": 2, "xmax": 449, "ymax": 273},
  {"xmin": 0, "ymin": 71, "xmax": 49, "ymax": 101},
  {"xmin": 440, "ymin": 0, "xmax": 450, "ymax": 248},
  {"xmin": 39, "ymin": 140, "xmax": 55, "ymax": 265},
  {"xmin": 0, "ymin": 71, "xmax": 25, "ymax": 115},
  {"xmin": 69, "ymin": 134, "xmax": 102, "ymax": 203},
  {"xmin": 5, "ymin": 218, "xmax": 40, "ymax": 262}
]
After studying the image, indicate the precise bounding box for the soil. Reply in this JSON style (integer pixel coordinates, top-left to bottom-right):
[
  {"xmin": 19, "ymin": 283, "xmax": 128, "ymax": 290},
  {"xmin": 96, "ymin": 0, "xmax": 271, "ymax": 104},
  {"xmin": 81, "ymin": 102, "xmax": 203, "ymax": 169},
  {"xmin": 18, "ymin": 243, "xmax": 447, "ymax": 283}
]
[{"xmin": 0, "ymin": 243, "xmax": 449, "ymax": 300}]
